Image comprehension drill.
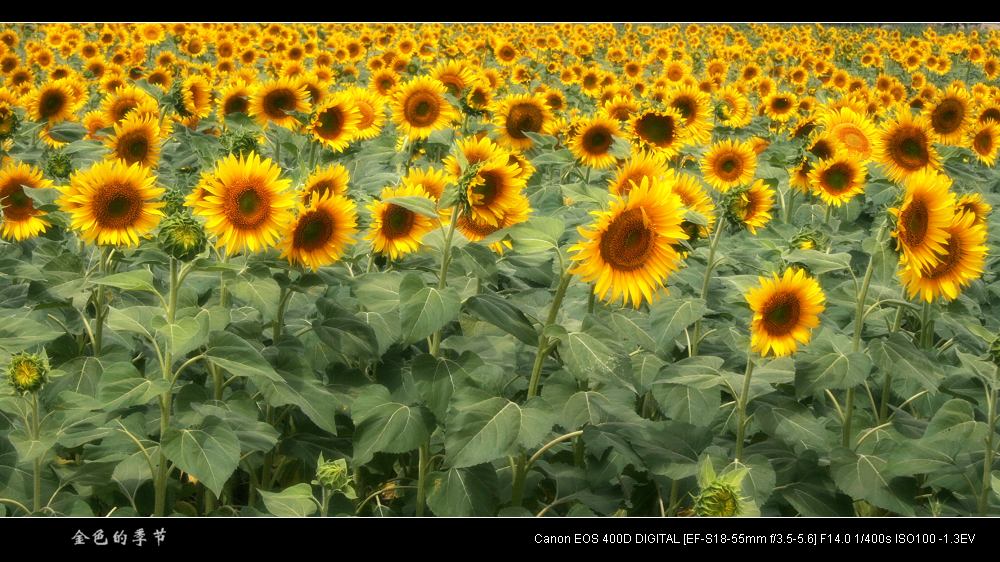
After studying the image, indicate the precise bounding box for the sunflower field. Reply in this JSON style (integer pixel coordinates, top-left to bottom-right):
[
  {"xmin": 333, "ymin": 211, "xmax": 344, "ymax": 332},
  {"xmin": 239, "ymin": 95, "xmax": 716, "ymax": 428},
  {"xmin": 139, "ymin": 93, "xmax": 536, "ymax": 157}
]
[{"xmin": 1, "ymin": 22, "xmax": 999, "ymax": 519}]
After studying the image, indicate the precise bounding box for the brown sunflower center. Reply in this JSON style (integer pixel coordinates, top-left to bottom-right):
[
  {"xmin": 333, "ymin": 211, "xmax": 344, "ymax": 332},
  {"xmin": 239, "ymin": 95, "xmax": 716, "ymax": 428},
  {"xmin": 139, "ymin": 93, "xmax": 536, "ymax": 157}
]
[
  {"xmin": 889, "ymin": 128, "xmax": 930, "ymax": 170},
  {"xmin": 821, "ymin": 163, "xmax": 853, "ymax": 194},
  {"xmin": 582, "ymin": 126, "xmax": 613, "ymax": 155},
  {"xmin": 980, "ymin": 108, "xmax": 1000, "ymax": 123},
  {"xmin": 671, "ymin": 97, "xmax": 695, "ymax": 120},
  {"xmin": 224, "ymin": 184, "xmax": 271, "ymax": 229},
  {"xmin": 974, "ymin": 130, "xmax": 994, "ymax": 154},
  {"xmin": 404, "ymin": 91, "xmax": 441, "ymax": 127},
  {"xmin": 635, "ymin": 113, "xmax": 675, "ymax": 147},
  {"xmin": 292, "ymin": 209, "xmax": 334, "ymax": 250},
  {"xmin": 599, "ymin": 208, "xmax": 655, "ymax": 272},
  {"xmin": 383, "ymin": 205, "xmax": 415, "ymax": 239},
  {"xmin": 39, "ymin": 89, "xmax": 67, "ymax": 120},
  {"xmin": 471, "ymin": 171, "xmax": 501, "ymax": 206},
  {"xmin": 771, "ymin": 97, "xmax": 792, "ymax": 112},
  {"xmin": 899, "ymin": 197, "xmax": 929, "ymax": 247},
  {"xmin": 761, "ymin": 291, "xmax": 801, "ymax": 336},
  {"xmin": 505, "ymin": 102, "xmax": 544, "ymax": 139},
  {"xmin": 111, "ymin": 99, "xmax": 139, "ymax": 122},
  {"xmin": 224, "ymin": 95, "xmax": 249, "ymax": 115},
  {"xmin": 715, "ymin": 153, "xmax": 743, "ymax": 180},
  {"xmin": 314, "ymin": 106, "xmax": 345, "ymax": 140},
  {"xmin": 931, "ymin": 98, "xmax": 965, "ymax": 134},
  {"xmin": 93, "ymin": 183, "xmax": 142, "ymax": 228},
  {"xmin": 0, "ymin": 183, "xmax": 35, "ymax": 221},
  {"xmin": 924, "ymin": 229, "xmax": 962, "ymax": 279},
  {"xmin": 117, "ymin": 130, "xmax": 150, "ymax": 164},
  {"xmin": 262, "ymin": 87, "xmax": 297, "ymax": 119}
]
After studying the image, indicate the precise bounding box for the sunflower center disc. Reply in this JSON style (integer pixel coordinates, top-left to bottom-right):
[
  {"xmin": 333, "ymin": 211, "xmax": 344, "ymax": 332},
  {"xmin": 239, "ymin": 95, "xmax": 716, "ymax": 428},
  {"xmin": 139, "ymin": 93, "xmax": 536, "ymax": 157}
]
[
  {"xmin": 924, "ymin": 232, "xmax": 962, "ymax": 279},
  {"xmin": 974, "ymin": 131, "xmax": 993, "ymax": 154},
  {"xmin": 932, "ymin": 99, "xmax": 964, "ymax": 133},
  {"xmin": 238, "ymin": 190, "xmax": 261, "ymax": 215},
  {"xmin": 264, "ymin": 89, "xmax": 295, "ymax": 117},
  {"xmin": 293, "ymin": 211, "xmax": 334, "ymax": 250},
  {"xmin": 506, "ymin": 103, "xmax": 543, "ymax": 139},
  {"xmin": 384, "ymin": 205, "xmax": 415, "ymax": 239},
  {"xmin": 823, "ymin": 166, "xmax": 851, "ymax": 193},
  {"xmin": 763, "ymin": 292, "xmax": 801, "ymax": 335},
  {"xmin": 599, "ymin": 208, "xmax": 655, "ymax": 272},
  {"xmin": 584, "ymin": 129, "xmax": 611, "ymax": 154},
  {"xmin": 405, "ymin": 93, "xmax": 440, "ymax": 127},
  {"xmin": 896, "ymin": 132, "xmax": 928, "ymax": 168},
  {"xmin": 636, "ymin": 114, "xmax": 674, "ymax": 146},
  {"xmin": 2, "ymin": 186, "xmax": 34, "ymax": 220},
  {"xmin": 472, "ymin": 172, "xmax": 499, "ymax": 206},
  {"xmin": 900, "ymin": 198, "xmax": 929, "ymax": 246},
  {"xmin": 40, "ymin": 91, "xmax": 66, "ymax": 119},
  {"xmin": 317, "ymin": 108, "xmax": 344, "ymax": 138}
]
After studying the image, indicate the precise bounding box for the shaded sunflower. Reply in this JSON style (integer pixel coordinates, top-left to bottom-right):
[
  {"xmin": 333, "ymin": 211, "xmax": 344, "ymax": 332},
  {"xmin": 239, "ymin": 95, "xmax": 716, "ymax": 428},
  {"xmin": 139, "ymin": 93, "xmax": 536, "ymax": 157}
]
[
  {"xmin": 302, "ymin": 164, "xmax": 351, "ymax": 203},
  {"xmin": 966, "ymin": 120, "xmax": 1000, "ymax": 166},
  {"xmin": 346, "ymin": 87, "xmax": 387, "ymax": 141},
  {"xmin": 105, "ymin": 112, "xmax": 162, "ymax": 168},
  {"xmin": 569, "ymin": 115, "xmax": 623, "ymax": 169},
  {"xmin": 956, "ymin": 193, "xmax": 991, "ymax": 227},
  {"xmin": 403, "ymin": 166, "xmax": 449, "ymax": 201},
  {"xmin": 392, "ymin": 76, "xmax": 457, "ymax": 141},
  {"xmin": 249, "ymin": 77, "xmax": 312, "ymax": 129},
  {"xmin": 569, "ymin": 176, "xmax": 688, "ymax": 309},
  {"xmin": 629, "ymin": 107, "xmax": 687, "ymax": 157},
  {"xmin": 57, "ymin": 159, "xmax": 165, "ymax": 246},
  {"xmin": 180, "ymin": 75, "xmax": 213, "ymax": 120},
  {"xmin": 0, "ymin": 161, "xmax": 52, "ymax": 241},
  {"xmin": 309, "ymin": 92, "xmax": 360, "ymax": 152},
  {"xmin": 808, "ymin": 152, "xmax": 867, "ymax": 207},
  {"xmin": 456, "ymin": 193, "xmax": 531, "ymax": 254},
  {"xmin": 889, "ymin": 168, "xmax": 956, "ymax": 272},
  {"xmin": 924, "ymin": 85, "xmax": 971, "ymax": 145},
  {"xmin": 728, "ymin": 179, "xmax": 774, "ymax": 234},
  {"xmin": 366, "ymin": 183, "xmax": 439, "ymax": 260},
  {"xmin": 279, "ymin": 190, "xmax": 357, "ymax": 270},
  {"xmin": 745, "ymin": 267, "xmax": 826, "ymax": 357},
  {"xmin": 466, "ymin": 158, "xmax": 526, "ymax": 227},
  {"xmin": 874, "ymin": 111, "xmax": 939, "ymax": 183},
  {"xmin": 493, "ymin": 93, "xmax": 553, "ymax": 150},
  {"xmin": 217, "ymin": 80, "xmax": 253, "ymax": 117},
  {"xmin": 820, "ymin": 107, "xmax": 877, "ymax": 162},
  {"xmin": 701, "ymin": 138, "xmax": 757, "ymax": 192},
  {"xmin": 670, "ymin": 171, "xmax": 717, "ymax": 240},
  {"xmin": 188, "ymin": 152, "xmax": 295, "ymax": 255},
  {"xmin": 608, "ymin": 149, "xmax": 669, "ymax": 197},
  {"xmin": 465, "ymin": 81, "xmax": 494, "ymax": 112},
  {"xmin": 899, "ymin": 210, "xmax": 987, "ymax": 303}
]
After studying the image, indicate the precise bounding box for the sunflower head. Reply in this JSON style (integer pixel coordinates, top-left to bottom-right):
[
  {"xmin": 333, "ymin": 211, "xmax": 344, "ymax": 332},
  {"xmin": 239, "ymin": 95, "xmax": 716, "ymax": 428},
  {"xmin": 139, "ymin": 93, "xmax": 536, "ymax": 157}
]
[
  {"xmin": 692, "ymin": 459, "xmax": 756, "ymax": 517},
  {"xmin": 790, "ymin": 227, "xmax": 828, "ymax": 252},
  {"xmin": 629, "ymin": 107, "xmax": 687, "ymax": 157},
  {"xmin": 7, "ymin": 351, "xmax": 48, "ymax": 394},
  {"xmin": 0, "ymin": 161, "xmax": 53, "ymax": 241},
  {"xmin": 302, "ymin": 164, "xmax": 351, "ymax": 204},
  {"xmin": 956, "ymin": 193, "xmax": 991, "ymax": 227},
  {"xmin": 701, "ymin": 138, "xmax": 758, "ymax": 192},
  {"xmin": 967, "ymin": 120, "xmax": 1000, "ymax": 166},
  {"xmin": 808, "ymin": 152, "xmax": 867, "ymax": 207},
  {"xmin": 157, "ymin": 212, "xmax": 207, "ymax": 262},
  {"xmin": 392, "ymin": 76, "xmax": 458, "ymax": 141},
  {"xmin": 366, "ymin": 183, "xmax": 439, "ymax": 260},
  {"xmin": 315, "ymin": 456, "xmax": 352, "ymax": 493},
  {"xmin": 821, "ymin": 106, "xmax": 877, "ymax": 162},
  {"xmin": 309, "ymin": 92, "xmax": 361, "ymax": 152},
  {"xmin": 279, "ymin": 190, "xmax": 358, "ymax": 270},
  {"xmin": 875, "ymin": 111, "xmax": 939, "ymax": 183},
  {"xmin": 0, "ymin": 103, "xmax": 19, "ymax": 141},
  {"xmin": 898, "ymin": 209, "xmax": 988, "ymax": 303},
  {"xmin": 569, "ymin": 115, "xmax": 624, "ymax": 169},
  {"xmin": 925, "ymin": 85, "xmax": 971, "ymax": 145},
  {"xmin": 745, "ymin": 267, "xmax": 826, "ymax": 357},
  {"xmin": 105, "ymin": 112, "xmax": 161, "ymax": 168},
  {"xmin": 249, "ymin": 77, "xmax": 312, "ymax": 129},
  {"xmin": 43, "ymin": 148, "xmax": 73, "ymax": 181},
  {"xmin": 889, "ymin": 168, "xmax": 956, "ymax": 273},
  {"xmin": 725, "ymin": 179, "xmax": 774, "ymax": 235},
  {"xmin": 493, "ymin": 93, "xmax": 553, "ymax": 150}
]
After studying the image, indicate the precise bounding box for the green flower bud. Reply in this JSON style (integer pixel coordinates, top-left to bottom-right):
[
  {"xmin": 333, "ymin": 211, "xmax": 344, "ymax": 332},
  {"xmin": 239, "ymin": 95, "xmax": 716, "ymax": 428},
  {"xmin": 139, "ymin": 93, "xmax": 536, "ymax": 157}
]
[
  {"xmin": 693, "ymin": 480, "xmax": 743, "ymax": 517},
  {"xmin": 315, "ymin": 457, "xmax": 350, "ymax": 492},
  {"xmin": 157, "ymin": 212, "xmax": 207, "ymax": 261},
  {"xmin": 44, "ymin": 148, "xmax": 73, "ymax": 182},
  {"xmin": 162, "ymin": 188, "xmax": 188, "ymax": 216},
  {"xmin": 7, "ymin": 352, "xmax": 48, "ymax": 394},
  {"xmin": 220, "ymin": 129, "xmax": 260, "ymax": 158},
  {"xmin": 791, "ymin": 227, "xmax": 828, "ymax": 252}
]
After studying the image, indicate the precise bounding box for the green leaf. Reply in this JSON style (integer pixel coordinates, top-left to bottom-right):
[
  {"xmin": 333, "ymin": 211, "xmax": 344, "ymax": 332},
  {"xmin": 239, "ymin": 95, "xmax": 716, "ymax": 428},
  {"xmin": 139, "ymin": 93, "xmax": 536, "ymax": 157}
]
[
  {"xmin": 45, "ymin": 122, "xmax": 87, "ymax": 143},
  {"xmin": 794, "ymin": 329, "xmax": 872, "ymax": 397},
  {"xmin": 607, "ymin": 312, "xmax": 657, "ymax": 352},
  {"xmin": 561, "ymin": 332, "xmax": 629, "ymax": 385},
  {"xmin": 0, "ymin": 317, "xmax": 63, "ymax": 353},
  {"xmin": 354, "ymin": 271, "xmax": 403, "ymax": 313},
  {"xmin": 161, "ymin": 416, "xmax": 240, "ymax": 497},
  {"xmin": 257, "ymin": 371, "xmax": 341, "ymax": 436},
  {"xmin": 784, "ymin": 249, "xmax": 852, "ymax": 274},
  {"xmin": 94, "ymin": 270, "xmax": 159, "ymax": 293},
  {"xmin": 8, "ymin": 428, "xmax": 56, "ymax": 464},
  {"xmin": 409, "ymin": 353, "xmax": 476, "ymax": 419},
  {"xmin": 869, "ymin": 333, "xmax": 941, "ymax": 393},
  {"xmin": 652, "ymin": 384, "xmax": 720, "ymax": 427},
  {"xmin": 649, "ymin": 297, "xmax": 707, "ymax": 351},
  {"xmin": 97, "ymin": 363, "xmax": 170, "ymax": 410},
  {"xmin": 399, "ymin": 273, "xmax": 461, "ymax": 344},
  {"xmin": 506, "ymin": 217, "xmax": 564, "ymax": 253},
  {"xmin": 464, "ymin": 294, "xmax": 538, "ymax": 346},
  {"xmin": 260, "ymin": 483, "xmax": 318, "ymax": 517},
  {"xmin": 228, "ymin": 277, "xmax": 280, "ymax": 321},
  {"xmin": 205, "ymin": 331, "xmax": 282, "ymax": 382},
  {"xmin": 382, "ymin": 195, "xmax": 441, "ymax": 218},
  {"xmin": 106, "ymin": 306, "xmax": 157, "ymax": 339},
  {"xmin": 561, "ymin": 390, "xmax": 638, "ymax": 429},
  {"xmin": 155, "ymin": 313, "xmax": 210, "ymax": 359},
  {"xmin": 830, "ymin": 447, "xmax": 915, "ymax": 515},
  {"xmin": 445, "ymin": 391, "xmax": 522, "ymax": 468},
  {"xmin": 426, "ymin": 464, "xmax": 498, "ymax": 517},
  {"xmin": 518, "ymin": 398, "xmax": 556, "ymax": 450},
  {"xmin": 351, "ymin": 385, "xmax": 433, "ymax": 465}
]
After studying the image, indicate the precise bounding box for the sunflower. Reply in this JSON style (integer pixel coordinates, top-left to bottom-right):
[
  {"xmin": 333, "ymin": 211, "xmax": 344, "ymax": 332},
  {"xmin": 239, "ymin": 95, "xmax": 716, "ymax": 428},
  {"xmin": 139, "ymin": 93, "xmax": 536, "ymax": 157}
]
[
  {"xmin": 808, "ymin": 152, "xmax": 867, "ymax": 207},
  {"xmin": 956, "ymin": 193, "xmax": 991, "ymax": 227},
  {"xmin": 345, "ymin": 87, "xmax": 386, "ymax": 141},
  {"xmin": 601, "ymin": 94, "xmax": 639, "ymax": 122},
  {"xmin": 629, "ymin": 107, "xmax": 686, "ymax": 157},
  {"xmin": 466, "ymin": 158, "xmax": 526, "ymax": 227},
  {"xmin": 308, "ymin": 92, "xmax": 360, "ymax": 152},
  {"xmin": 966, "ymin": 120, "xmax": 1000, "ymax": 166},
  {"xmin": 402, "ymin": 166, "xmax": 449, "ymax": 201},
  {"xmin": 820, "ymin": 107, "xmax": 877, "ymax": 162},
  {"xmin": 608, "ymin": 150, "xmax": 669, "ymax": 197},
  {"xmin": 188, "ymin": 152, "xmax": 295, "ymax": 255},
  {"xmin": 701, "ymin": 139, "xmax": 757, "ymax": 192},
  {"xmin": 249, "ymin": 76, "xmax": 312, "ymax": 129},
  {"xmin": 366, "ymin": 183, "xmax": 439, "ymax": 260},
  {"xmin": 730, "ymin": 180, "xmax": 774, "ymax": 234},
  {"xmin": 57, "ymin": 159, "xmax": 164, "ymax": 246},
  {"xmin": 670, "ymin": 172, "xmax": 717, "ymax": 240},
  {"xmin": 431, "ymin": 60, "xmax": 476, "ymax": 97},
  {"xmin": 0, "ymin": 162, "xmax": 52, "ymax": 241},
  {"xmin": 762, "ymin": 91, "xmax": 797, "ymax": 123},
  {"xmin": 874, "ymin": 111, "xmax": 939, "ymax": 183},
  {"xmin": 889, "ymin": 168, "xmax": 956, "ymax": 273},
  {"xmin": 569, "ymin": 116, "xmax": 623, "ymax": 169},
  {"xmin": 302, "ymin": 164, "xmax": 350, "ymax": 203},
  {"xmin": 899, "ymin": 210, "xmax": 987, "ymax": 303},
  {"xmin": 370, "ymin": 68, "xmax": 400, "ymax": 98},
  {"xmin": 925, "ymin": 85, "xmax": 971, "ymax": 145},
  {"xmin": 391, "ymin": 76, "xmax": 457, "ymax": 141},
  {"xmin": 26, "ymin": 79, "xmax": 79, "ymax": 123},
  {"xmin": 104, "ymin": 112, "xmax": 162, "ymax": 168},
  {"xmin": 664, "ymin": 84, "xmax": 712, "ymax": 145},
  {"xmin": 714, "ymin": 86, "xmax": 752, "ymax": 128},
  {"xmin": 456, "ymin": 192, "xmax": 531, "ymax": 253},
  {"xmin": 443, "ymin": 135, "xmax": 509, "ymax": 179},
  {"xmin": 101, "ymin": 85, "xmax": 159, "ymax": 125},
  {"xmin": 493, "ymin": 93, "xmax": 553, "ymax": 150},
  {"xmin": 218, "ymin": 80, "xmax": 253, "ymax": 117},
  {"xmin": 745, "ymin": 267, "xmax": 826, "ymax": 357},
  {"xmin": 279, "ymin": 190, "xmax": 357, "ymax": 271},
  {"xmin": 180, "ymin": 75, "xmax": 213, "ymax": 120},
  {"xmin": 569, "ymin": 176, "xmax": 688, "ymax": 309}
]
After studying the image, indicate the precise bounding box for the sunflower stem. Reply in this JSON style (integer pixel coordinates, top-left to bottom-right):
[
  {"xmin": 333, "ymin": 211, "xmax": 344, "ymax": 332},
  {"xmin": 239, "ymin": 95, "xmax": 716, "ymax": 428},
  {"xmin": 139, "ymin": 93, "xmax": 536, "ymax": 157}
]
[
  {"xmin": 429, "ymin": 213, "xmax": 459, "ymax": 357},
  {"xmin": 527, "ymin": 271, "xmax": 573, "ymax": 400},
  {"xmin": 30, "ymin": 392, "xmax": 40, "ymax": 513},
  {"xmin": 979, "ymin": 383, "xmax": 997, "ymax": 515},
  {"xmin": 219, "ymin": 253, "xmax": 231, "ymax": 308},
  {"xmin": 415, "ymin": 441, "xmax": 429, "ymax": 517},
  {"xmin": 920, "ymin": 300, "xmax": 934, "ymax": 349},
  {"xmin": 667, "ymin": 479, "xmax": 680, "ymax": 516},
  {"xmin": 691, "ymin": 220, "xmax": 725, "ymax": 356},
  {"xmin": 93, "ymin": 245, "xmax": 113, "ymax": 356},
  {"xmin": 734, "ymin": 351, "xmax": 755, "ymax": 463},
  {"xmin": 784, "ymin": 188, "xmax": 795, "ymax": 223},
  {"xmin": 841, "ymin": 225, "xmax": 882, "ymax": 443}
]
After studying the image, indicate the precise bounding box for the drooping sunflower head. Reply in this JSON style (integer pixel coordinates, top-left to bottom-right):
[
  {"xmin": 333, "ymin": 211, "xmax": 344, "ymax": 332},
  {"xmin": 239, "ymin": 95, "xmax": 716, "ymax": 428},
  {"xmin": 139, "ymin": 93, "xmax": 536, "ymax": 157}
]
[
  {"xmin": 745, "ymin": 267, "xmax": 826, "ymax": 357},
  {"xmin": 726, "ymin": 179, "xmax": 774, "ymax": 235},
  {"xmin": 180, "ymin": 74, "xmax": 213, "ymax": 120},
  {"xmin": 347, "ymin": 87, "xmax": 387, "ymax": 141},
  {"xmin": 465, "ymin": 158, "xmax": 527, "ymax": 227},
  {"xmin": 279, "ymin": 190, "xmax": 358, "ymax": 271},
  {"xmin": 899, "ymin": 209, "xmax": 988, "ymax": 303},
  {"xmin": 309, "ymin": 92, "xmax": 361, "ymax": 152},
  {"xmin": 701, "ymin": 138, "xmax": 758, "ymax": 192},
  {"xmin": 249, "ymin": 76, "xmax": 312, "ymax": 129},
  {"xmin": 0, "ymin": 161, "xmax": 53, "ymax": 241},
  {"xmin": 569, "ymin": 176, "xmax": 688, "ymax": 309},
  {"xmin": 808, "ymin": 152, "xmax": 868, "ymax": 207},
  {"xmin": 187, "ymin": 152, "xmax": 295, "ymax": 255},
  {"xmin": 392, "ymin": 75, "xmax": 458, "ymax": 141},
  {"xmin": 105, "ymin": 112, "xmax": 162, "ymax": 168},
  {"xmin": 924, "ymin": 85, "xmax": 971, "ymax": 145},
  {"xmin": 302, "ymin": 163, "xmax": 351, "ymax": 204},
  {"xmin": 58, "ymin": 159, "xmax": 165, "ymax": 247},
  {"xmin": 956, "ymin": 193, "xmax": 991, "ymax": 228},
  {"xmin": 493, "ymin": 93, "xmax": 553, "ymax": 150},
  {"xmin": 403, "ymin": 166, "xmax": 449, "ymax": 202},
  {"xmin": 366, "ymin": 183, "xmax": 439, "ymax": 260},
  {"xmin": 966, "ymin": 120, "xmax": 1000, "ymax": 166},
  {"xmin": 628, "ymin": 107, "xmax": 687, "ymax": 157},
  {"xmin": 820, "ymin": 106, "xmax": 877, "ymax": 162},
  {"xmin": 569, "ymin": 115, "xmax": 624, "ymax": 170},
  {"xmin": 889, "ymin": 168, "xmax": 956, "ymax": 273},
  {"xmin": 875, "ymin": 110, "xmax": 940, "ymax": 183}
]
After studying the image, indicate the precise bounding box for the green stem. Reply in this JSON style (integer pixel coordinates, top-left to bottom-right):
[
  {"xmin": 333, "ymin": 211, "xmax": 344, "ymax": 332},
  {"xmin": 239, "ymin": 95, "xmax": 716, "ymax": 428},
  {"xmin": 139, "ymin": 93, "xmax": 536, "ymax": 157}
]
[
  {"xmin": 920, "ymin": 300, "xmax": 934, "ymax": 349},
  {"xmin": 211, "ymin": 362, "xmax": 224, "ymax": 401},
  {"xmin": 526, "ymin": 272, "xmax": 573, "ymax": 400},
  {"xmin": 979, "ymin": 386, "xmax": 996, "ymax": 516},
  {"xmin": 273, "ymin": 285, "xmax": 290, "ymax": 343},
  {"xmin": 667, "ymin": 480, "xmax": 680, "ymax": 516},
  {"xmin": 844, "ymin": 226, "xmax": 882, "ymax": 444},
  {"xmin": 93, "ymin": 246, "xmax": 112, "ymax": 355},
  {"xmin": 154, "ymin": 258, "xmax": 181, "ymax": 516},
  {"xmin": 735, "ymin": 352, "xmax": 755, "ymax": 463},
  {"xmin": 784, "ymin": 188, "xmax": 795, "ymax": 223},
  {"xmin": 416, "ymin": 441, "xmax": 429, "ymax": 517},
  {"xmin": 691, "ymin": 221, "xmax": 725, "ymax": 356},
  {"xmin": 429, "ymin": 213, "xmax": 460, "ymax": 357},
  {"xmin": 30, "ymin": 393, "xmax": 40, "ymax": 513},
  {"xmin": 219, "ymin": 253, "xmax": 231, "ymax": 308}
]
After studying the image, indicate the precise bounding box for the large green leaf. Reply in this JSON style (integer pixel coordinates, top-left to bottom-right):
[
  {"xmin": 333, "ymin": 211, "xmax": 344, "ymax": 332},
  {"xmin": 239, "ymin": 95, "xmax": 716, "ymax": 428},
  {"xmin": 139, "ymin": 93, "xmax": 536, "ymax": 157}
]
[
  {"xmin": 784, "ymin": 249, "xmax": 852, "ymax": 274},
  {"xmin": 228, "ymin": 277, "xmax": 281, "ymax": 321},
  {"xmin": 97, "ymin": 363, "xmax": 170, "ymax": 410},
  {"xmin": 409, "ymin": 352, "xmax": 477, "ymax": 419},
  {"xmin": 382, "ymin": 195, "xmax": 440, "ymax": 218},
  {"xmin": 399, "ymin": 273, "xmax": 462, "ymax": 344},
  {"xmin": 205, "ymin": 331, "xmax": 282, "ymax": 382},
  {"xmin": 830, "ymin": 447, "xmax": 915, "ymax": 515},
  {"xmin": 426, "ymin": 464, "xmax": 498, "ymax": 517},
  {"xmin": 351, "ymin": 385, "xmax": 433, "ymax": 465},
  {"xmin": 260, "ymin": 483, "xmax": 318, "ymax": 517},
  {"xmin": 794, "ymin": 329, "xmax": 872, "ymax": 397},
  {"xmin": 464, "ymin": 294, "xmax": 538, "ymax": 346},
  {"xmin": 561, "ymin": 331, "xmax": 630, "ymax": 386},
  {"xmin": 649, "ymin": 297, "xmax": 707, "ymax": 351},
  {"xmin": 445, "ymin": 391, "xmax": 522, "ymax": 468},
  {"xmin": 161, "ymin": 416, "xmax": 240, "ymax": 497},
  {"xmin": 0, "ymin": 316, "xmax": 63, "ymax": 353},
  {"xmin": 93, "ymin": 270, "xmax": 159, "ymax": 293},
  {"xmin": 869, "ymin": 333, "xmax": 941, "ymax": 393}
]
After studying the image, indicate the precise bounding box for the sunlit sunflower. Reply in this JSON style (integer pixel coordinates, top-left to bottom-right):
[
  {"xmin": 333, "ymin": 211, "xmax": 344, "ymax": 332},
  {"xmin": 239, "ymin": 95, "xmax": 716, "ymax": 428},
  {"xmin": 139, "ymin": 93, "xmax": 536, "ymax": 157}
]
[
  {"xmin": 105, "ymin": 112, "xmax": 162, "ymax": 168},
  {"xmin": 188, "ymin": 152, "xmax": 295, "ymax": 255},
  {"xmin": 899, "ymin": 210, "xmax": 987, "ymax": 303},
  {"xmin": 889, "ymin": 168, "xmax": 956, "ymax": 273},
  {"xmin": 729, "ymin": 180, "xmax": 774, "ymax": 234},
  {"xmin": 924, "ymin": 85, "xmax": 971, "ymax": 145},
  {"xmin": 308, "ymin": 92, "xmax": 360, "ymax": 152},
  {"xmin": 456, "ymin": 192, "xmax": 531, "ymax": 253},
  {"xmin": 875, "ymin": 111, "xmax": 939, "ymax": 183},
  {"xmin": 346, "ymin": 87, "xmax": 387, "ymax": 141},
  {"xmin": 279, "ymin": 190, "xmax": 357, "ymax": 271},
  {"xmin": 762, "ymin": 91, "xmax": 798, "ymax": 123},
  {"xmin": 701, "ymin": 139, "xmax": 757, "ymax": 192},
  {"xmin": 402, "ymin": 166, "xmax": 449, "ymax": 201},
  {"xmin": 249, "ymin": 77, "xmax": 312, "ymax": 129},
  {"xmin": 670, "ymin": 171, "xmax": 717, "ymax": 240},
  {"xmin": 26, "ymin": 79, "xmax": 79, "ymax": 123},
  {"xmin": 302, "ymin": 163, "xmax": 351, "ymax": 203},
  {"xmin": 366, "ymin": 183, "xmax": 439, "ymax": 260},
  {"xmin": 569, "ymin": 176, "xmax": 688, "ymax": 309},
  {"xmin": 493, "ymin": 93, "xmax": 553, "ymax": 150},
  {"xmin": 714, "ymin": 85, "xmax": 752, "ymax": 128},
  {"xmin": 664, "ymin": 84, "xmax": 712, "ymax": 145},
  {"xmin": 956, "ymin": 193, "xmax": 991, "ymax": 227},
  {"xmin": 466, "ymin": 158, "xmax": 526, "ymax": 227},
  {"xmin": 180, "ymin": 75, "xmax": 212, "ymax": 121},
  {"xmin": 745, "ymin": 267, "xmax": 826, "ymax": 357},
  {"xmin": 0, "ymin": 161, "xmax": 52, "ymax": 241},
  {"xmin": 601, "ymin": 94, "xmax": 639, "ymax": 122},
  {"xmin": 217, "ymin": 80, "xmax": 253, "ymax": 118},
  {"xmin": 443, "ymin": 135, "xmax": 509, "ymax": 179},
  {"xmin": 101, "ymin": 85, "xmax": 159, "ymax": 125},
  {"xmin": 431, "ymin": 60, "xmax": 476, "ymax": 97},
  {"xmin": 569, "ymin": 115, "xmax": 623, "ymax": 169},
  {"xmin": 57, "ymin": 159, "xmax": 164, "ymax": 246},
  {"xmin": 966, "ymin": 120, "xmax": 1000, "ymax": 166},
  {"xmin": 608, "ymin": 150, "xmax": 669, "ymax": 196},
  {"xmin": 629, "ymin": 107, "xmax": 687, "ymax": 157},
  {"xmin": 808, "ymin": 152, "xmax": 867, "ymax": 207},
  {"xmin": 821, "ymin": 107, "xmax": 877, "ymax": 162},
  {"xmin": 391, "ymin": 76, "xmax": 457, "ymax": 141}
]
